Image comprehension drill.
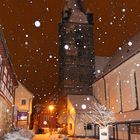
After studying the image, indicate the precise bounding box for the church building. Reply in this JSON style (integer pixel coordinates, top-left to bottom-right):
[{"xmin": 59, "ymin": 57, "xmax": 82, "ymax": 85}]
[
  {"xmin": 58, "ymin": 0, "xmax": 94, "ymax": 98},
  {"xmin": 93, "ymin": 31, "xmax": 140, "ymax": 140}
]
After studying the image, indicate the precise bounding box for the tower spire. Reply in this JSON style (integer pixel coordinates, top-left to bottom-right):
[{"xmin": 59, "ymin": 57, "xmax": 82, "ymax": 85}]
[
  {"xmin": 63, "ymin": 0, "xmax": 89, "ymax": 23},
  {"xmin": 65, "ymin": 0, "xmax": 83, "ymax": 11}
]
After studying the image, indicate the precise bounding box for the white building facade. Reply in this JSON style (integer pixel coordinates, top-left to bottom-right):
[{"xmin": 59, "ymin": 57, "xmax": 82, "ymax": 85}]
[
  {"xmin": 67, "ymin": 95, "xmax": 96, "ymax": 137},
  {"xmin": 92, "ymin": 31, "xmax": 140, "ymax": 140},
  {"xmin": 15, "ymin": 82, "xmax": 33, "ymax": 129}
]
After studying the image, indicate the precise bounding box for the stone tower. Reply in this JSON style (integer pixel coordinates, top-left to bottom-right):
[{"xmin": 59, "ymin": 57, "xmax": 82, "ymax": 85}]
[{"xmin": 58, "ymin": 0, "xmax": 94, "ymax": 98}]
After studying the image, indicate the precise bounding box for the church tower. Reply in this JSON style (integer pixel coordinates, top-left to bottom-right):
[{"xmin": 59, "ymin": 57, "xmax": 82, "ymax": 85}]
[{"xmin": 58, "ymin": 0, "xmax": 94, "ymax": 98}]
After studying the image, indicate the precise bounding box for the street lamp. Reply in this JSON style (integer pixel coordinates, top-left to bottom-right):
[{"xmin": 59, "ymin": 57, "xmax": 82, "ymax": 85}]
[
  {"xmin": 43, "ymin": 120, "xmax": 47, "ymax": 126},
  {"xmin": 49, "ymin": 105, "xmax": 54, "ymax": 111},
  {"xmin": 49, "ymin": 105, "xmax": 54, "ymax": 135}
]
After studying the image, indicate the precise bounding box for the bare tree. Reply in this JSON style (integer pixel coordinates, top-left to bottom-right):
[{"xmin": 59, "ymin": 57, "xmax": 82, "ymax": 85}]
[
  {"xmin": 68, "ymin": 99, "xmax": 115, "ymax": 128},
  {"xmin": 81, "ymin": 102, "xmax": 115, "ymax": 127}
]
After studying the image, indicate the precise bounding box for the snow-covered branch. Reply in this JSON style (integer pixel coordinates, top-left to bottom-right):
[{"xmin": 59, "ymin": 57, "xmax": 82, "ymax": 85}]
[{"xmin": 72, "ymin": 101, "xmax": 115, "ymax": 127}]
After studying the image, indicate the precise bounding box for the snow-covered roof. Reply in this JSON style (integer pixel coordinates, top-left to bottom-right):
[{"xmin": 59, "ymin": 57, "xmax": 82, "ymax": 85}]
[
  {"xmin": 95, "ymin": 56, "xmax": 111, "ymax": 78},
  {"xmin": 67, "ymin": 95, "xmax": 95, "ymax": 112},
  {"xmin": 69, "ymin": 10, "xmax": 88, "ymax": 24},
  {"xmin": 95, "ymin": 31, "xmax": 140, "ymax": 81},
  {"xmin": 17, "ymin": 82, "xmax": 33, "ymax": 97}
]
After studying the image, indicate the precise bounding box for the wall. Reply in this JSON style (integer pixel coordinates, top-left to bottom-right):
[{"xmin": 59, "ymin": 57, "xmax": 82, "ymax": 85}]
[
  {"xmin": 0, "ymin": 96, "xmax": 13, "ymax": 137},
  {"xmin": 92, "ymin": 78, "xmax": 106, "ymax": 105},
  {"xmin": 15, "ymin": 82, "xmax": 33, "ymax": 128},
  {"xmin": 67, "ymin": 97, "xmax": 75, "ymax": 136},
  {"xmin": 93, "ymin": 49, "xmax": 140, "ymax": 139},
  {"xmin": 93, "ymin": 51, "xmax": 140, "ymax": 118},
  {"xmin": 67, "ymin": 96, "xmax": 95, "ymax": 137}
]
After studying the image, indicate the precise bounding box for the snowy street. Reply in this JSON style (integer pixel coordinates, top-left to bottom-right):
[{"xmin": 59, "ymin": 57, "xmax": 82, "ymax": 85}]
[{"xmin": 32, "ymin": 134, "xmax": 98, "ymax": 140}]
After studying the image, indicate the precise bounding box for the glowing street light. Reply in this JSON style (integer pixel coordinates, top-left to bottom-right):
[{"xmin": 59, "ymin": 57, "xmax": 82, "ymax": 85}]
[
  {"xmin": 48, "ymin": 105, "xmax": 54, "ymax": 135},
  {"xmin": 43, "ymin": 121, "xmax": 47, "ymax": 125},
  {"xmin": 49, "ymin": 105, "xmax": 54, "ymax": 111}
]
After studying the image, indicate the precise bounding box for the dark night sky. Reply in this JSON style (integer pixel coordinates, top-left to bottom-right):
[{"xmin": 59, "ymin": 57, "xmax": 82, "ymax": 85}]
[{"xmin": 0, "ymin": 0, "xmax": 139, "ymax": 105}]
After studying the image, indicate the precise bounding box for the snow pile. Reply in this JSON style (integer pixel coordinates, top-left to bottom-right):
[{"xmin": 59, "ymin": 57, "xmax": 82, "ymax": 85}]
[
  {"xmin": 3, "ymin": 129, "xmax": 34, "ymax": 140},
  {"xmin": 50, "ymin": 134, "xmax": 68, "ymax": 140}
]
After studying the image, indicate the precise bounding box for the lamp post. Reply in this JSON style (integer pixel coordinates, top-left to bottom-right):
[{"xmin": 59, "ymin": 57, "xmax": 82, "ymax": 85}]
[{"xmin": 49, "ymin": 105, "xmax": 54, "ymax": 135}]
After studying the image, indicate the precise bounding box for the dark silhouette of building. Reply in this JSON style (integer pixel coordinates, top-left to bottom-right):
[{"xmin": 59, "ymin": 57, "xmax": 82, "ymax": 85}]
[{"xmin": 58, "ymin": 0, "xmax": 94, "ymax": 98}]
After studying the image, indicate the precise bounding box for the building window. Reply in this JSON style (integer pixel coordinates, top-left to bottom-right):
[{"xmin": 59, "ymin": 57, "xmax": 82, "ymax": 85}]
[
  {"xmin": 87, "ymin": 123, "xmax": 92, "ymax": 130},
  {"xmin": 69, "ymin": 123, "xmax": 72, "ymax": 130},
  {"xmin": 84, "ymin": 123, "xmax": 93, "ymax": 130},
  {"xmin": 134, "ymin": 72, "xmax": 139, "ymax": 109},
  {"xmin": 119, "ymin": 80, "xmax": 123, "ymax": 112},
  {"xmin": 18, "ymin": 112, "xmax": 28, "ymax": 121},
  {"xmin": 131, "ymin": 123, "xmax": 140, "ymax": 134},
  {"xmin": 21, "ymin": 99, "xmax": 26, "ymax": 105}
]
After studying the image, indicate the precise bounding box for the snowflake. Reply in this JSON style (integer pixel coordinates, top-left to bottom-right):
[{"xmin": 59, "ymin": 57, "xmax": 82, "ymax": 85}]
[
  {"xmin": 122, "ymin": 8, "xmax": 126, "ymax": 12},
  {"xmin": 113, "ymin": 16, "xmax": 116, "ymax": 19},
  {"xmin": 64, "ymin": 45, "xmax": 69, "ymax": 50},
  {"xmin": 136, "ymin": 63, "xmax": 140, "ymax": 67},
  {"xmin": 128, "ymin": 41, "xmax": 133, "ymax": 46},
  {"xmin": 49, "ymin": 55, "xmax": 53, "ymax": 58},
  {"xmin": 118, "ymin": 47, "xmax": 122, "ymax": 50},
  {"xmin": 97, "ymin": 70, "xmax": 101, "ymax": 73},
  {"xmin": 81, "ymin": 104, "xmax": 86, "ymax": 110},
  {"xmin": 25, "ymin": 42, "xmax": 28, "ymax": 45},
  {"xmin": 34, "ymin": 20, "xmax": 41, "ymax": 27},
  {"xmin": 98, "ymin": 17, "xmax": 102, "ymax": 22}
]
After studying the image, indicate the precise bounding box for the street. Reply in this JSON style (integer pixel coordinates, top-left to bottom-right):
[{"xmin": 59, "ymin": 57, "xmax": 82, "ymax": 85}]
[
  {"xmin": 32, "ymin": 134, "xmax": 98, "ymax": 140},
  {"xmin": 32, "ymin": 134, "xmax": 50, "ymax": 140}
]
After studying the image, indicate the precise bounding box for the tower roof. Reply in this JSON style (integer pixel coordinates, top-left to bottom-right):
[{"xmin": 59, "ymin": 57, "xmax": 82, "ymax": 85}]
[
  {"xmin": 65, "ymin": 0, "xmax": 83, "ymax": 10},
  {"xmin": 63, "ymin": 0, "xmax": 88, "ymax": 23}
]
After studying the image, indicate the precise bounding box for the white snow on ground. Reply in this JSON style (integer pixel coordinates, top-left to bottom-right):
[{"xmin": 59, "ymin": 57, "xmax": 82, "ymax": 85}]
[
  {"xmin": 32, "ymin": 132, "xmax": 68, "ymax": 140},
  {"xmin": 3, "ymin": 129, "xmax": 34, "ymax": 140}
]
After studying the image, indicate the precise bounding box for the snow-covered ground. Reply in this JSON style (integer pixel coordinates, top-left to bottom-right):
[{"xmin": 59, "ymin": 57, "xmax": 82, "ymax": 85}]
[
  {"xmin": 32, "ymin": 133, "xmax": 67, "ymax": 140},
  {"xmin": 3, "ymin": 129, "xmax": 34, "ymax": 140},
  {"xmin": 3, "ymin": 130, "xmax": 97, "ymax": 140},
  {"xmin": 32, "ymin": 133, "xmax": 97, "ymax": 140}
]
